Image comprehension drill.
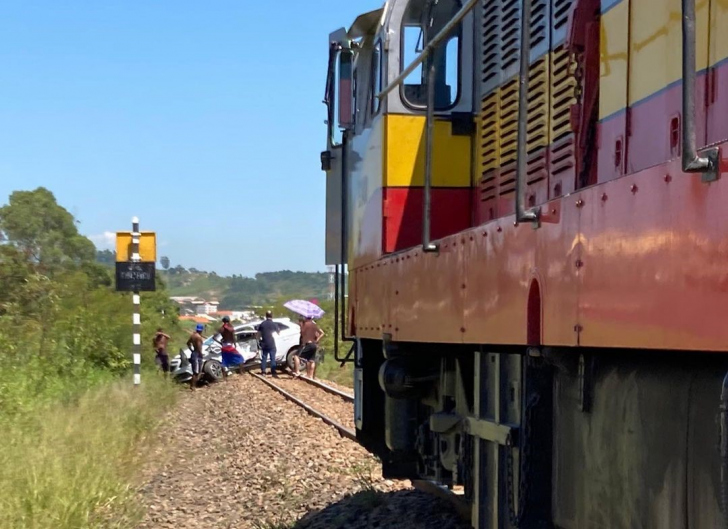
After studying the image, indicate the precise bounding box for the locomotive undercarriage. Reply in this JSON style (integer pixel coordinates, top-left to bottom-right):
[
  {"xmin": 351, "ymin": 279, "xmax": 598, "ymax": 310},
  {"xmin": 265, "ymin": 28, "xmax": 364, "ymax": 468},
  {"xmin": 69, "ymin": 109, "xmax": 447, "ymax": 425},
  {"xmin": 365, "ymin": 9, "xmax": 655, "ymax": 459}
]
[{"xmin": 355, "ymin": 338, "xmax": 728, "ymax": 528}]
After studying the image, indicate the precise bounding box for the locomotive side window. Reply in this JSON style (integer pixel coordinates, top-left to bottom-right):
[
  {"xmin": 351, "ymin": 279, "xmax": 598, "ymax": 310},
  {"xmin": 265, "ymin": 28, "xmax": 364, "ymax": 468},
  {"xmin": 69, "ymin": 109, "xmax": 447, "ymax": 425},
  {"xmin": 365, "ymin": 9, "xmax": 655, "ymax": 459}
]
[
  {"xmin": 401, "ymin": 0, "xmax": 461, "ymax": 110},
  {"xmin": 371, "ymin": 41, "xmax": 383, "ymax": 116}
]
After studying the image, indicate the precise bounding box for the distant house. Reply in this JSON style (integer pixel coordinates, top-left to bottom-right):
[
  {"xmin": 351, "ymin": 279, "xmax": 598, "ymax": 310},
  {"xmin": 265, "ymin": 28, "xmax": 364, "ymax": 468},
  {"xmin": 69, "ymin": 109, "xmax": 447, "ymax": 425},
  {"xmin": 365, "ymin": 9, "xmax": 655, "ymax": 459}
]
[
  {"xmin": 179, "ymin": 314, "xmax": 218, "ymax": 325},
  {"xmin": 196, "ymin": 301, "xmax": 219, "ymax": 315}
]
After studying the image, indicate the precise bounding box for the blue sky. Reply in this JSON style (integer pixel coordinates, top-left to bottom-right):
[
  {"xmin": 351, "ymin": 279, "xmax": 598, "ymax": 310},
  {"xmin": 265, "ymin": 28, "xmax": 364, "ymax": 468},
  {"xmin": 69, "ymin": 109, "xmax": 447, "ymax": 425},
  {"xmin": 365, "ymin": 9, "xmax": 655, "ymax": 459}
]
[{"xmin": 0, "ymin": 0, "xmax": 381, "ymax": 276}]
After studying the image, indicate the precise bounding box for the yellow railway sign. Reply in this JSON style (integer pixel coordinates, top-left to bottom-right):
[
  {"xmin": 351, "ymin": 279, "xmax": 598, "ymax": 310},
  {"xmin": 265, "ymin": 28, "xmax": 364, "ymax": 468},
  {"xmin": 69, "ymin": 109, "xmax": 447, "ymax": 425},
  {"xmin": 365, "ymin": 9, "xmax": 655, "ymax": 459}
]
[{"xmin": 115, "ymin": 231, "xmax": 157, "ymax": 262}]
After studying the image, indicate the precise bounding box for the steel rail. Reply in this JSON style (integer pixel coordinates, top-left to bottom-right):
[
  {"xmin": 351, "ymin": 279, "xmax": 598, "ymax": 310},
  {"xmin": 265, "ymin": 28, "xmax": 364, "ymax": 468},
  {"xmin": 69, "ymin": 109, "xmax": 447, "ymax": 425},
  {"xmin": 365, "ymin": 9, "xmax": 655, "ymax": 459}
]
[
  {"xmin": 251, "ymin": 376, "xmax": 470, "ymax": 523},
  {"xmin": 298, "ymin": 375, "xmax": 355, "ymax": 402},
  {"xmin": 412, "ymin": 480, "xmax": 471, "ymax": 523},
  {"xmin": 250, "ymin": 372, "xmax": 357, "ymax": 441},
  {"xmin": 376, "ymin": 0, "xmax": 478, "ymax": 100}
]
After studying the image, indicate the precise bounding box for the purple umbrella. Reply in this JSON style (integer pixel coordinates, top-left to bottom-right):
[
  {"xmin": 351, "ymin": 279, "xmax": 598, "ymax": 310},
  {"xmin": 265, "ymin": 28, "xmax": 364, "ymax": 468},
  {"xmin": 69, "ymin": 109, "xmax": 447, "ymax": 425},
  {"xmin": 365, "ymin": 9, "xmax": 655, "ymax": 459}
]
[{"xmin": 283, "ymin": 299, "xmax": 325, "ymax": 319}]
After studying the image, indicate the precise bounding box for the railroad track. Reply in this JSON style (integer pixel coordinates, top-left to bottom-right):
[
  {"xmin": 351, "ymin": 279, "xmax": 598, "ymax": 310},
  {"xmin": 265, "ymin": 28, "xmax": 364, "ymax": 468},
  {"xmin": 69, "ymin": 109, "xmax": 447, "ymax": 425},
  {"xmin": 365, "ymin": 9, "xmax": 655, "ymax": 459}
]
[
  {"xmin": 297, "ymin": 374, "xmax": 354, "ymax": 402},
  {"xmin": 249, "ymin": 371, "xmax": 471, "ymax": 524},
  {"xmin": 249, "ymin": 372, "xmax": 356, "ymax": 441}
]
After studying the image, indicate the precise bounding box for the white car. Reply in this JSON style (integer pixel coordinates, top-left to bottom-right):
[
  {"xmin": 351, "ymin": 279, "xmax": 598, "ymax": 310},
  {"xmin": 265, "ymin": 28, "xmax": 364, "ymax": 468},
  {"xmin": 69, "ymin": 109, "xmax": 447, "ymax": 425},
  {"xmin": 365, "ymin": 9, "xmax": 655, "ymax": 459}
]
[{"xmin": 169, "ymin": 318, "xmax": 302, "ymax": 383}]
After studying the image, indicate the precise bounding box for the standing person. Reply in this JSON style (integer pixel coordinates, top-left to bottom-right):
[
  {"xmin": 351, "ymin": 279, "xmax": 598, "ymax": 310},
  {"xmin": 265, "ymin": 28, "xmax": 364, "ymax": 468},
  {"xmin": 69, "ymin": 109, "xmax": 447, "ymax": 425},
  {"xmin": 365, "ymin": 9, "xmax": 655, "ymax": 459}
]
[
  {"xmin": 187, "ymin": 324, "xmax": 204, "ymax": 390},
  {"xmin": 152, "ymin": 328, "xmax": 171, "ymax": 376},
  {"xmin": 257, "ymin": 311, "xmax": 280, "ymax": 377},
  {"xmin": 217, "ymin": 316, "xmax": 240, "ymax": 379},
  {"xmin": 294, "ymin": 316, "xmax": 324, "ymax": 379}
]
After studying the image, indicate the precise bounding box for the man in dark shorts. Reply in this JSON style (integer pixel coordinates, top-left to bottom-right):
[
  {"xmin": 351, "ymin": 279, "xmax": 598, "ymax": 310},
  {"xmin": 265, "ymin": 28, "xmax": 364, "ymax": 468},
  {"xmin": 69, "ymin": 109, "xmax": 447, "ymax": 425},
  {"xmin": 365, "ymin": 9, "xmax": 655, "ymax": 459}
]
[
  {"xmin": 257, "ymin": 311, "xmax": 280, "ymax": 377},
  {"xmin": 294, "ymin": 316, "xmax": 324, "ymax": 379},
  {"xmin": 152, "ymin": 328, "xmax": 170, "ymax": 375},
  {"xmin": 217, "ymin": 316, "xmax": 241, "ymax": 379},
  {"xmin": 187, "ymin": 324, "xmax": 204, "ymax": 390}
]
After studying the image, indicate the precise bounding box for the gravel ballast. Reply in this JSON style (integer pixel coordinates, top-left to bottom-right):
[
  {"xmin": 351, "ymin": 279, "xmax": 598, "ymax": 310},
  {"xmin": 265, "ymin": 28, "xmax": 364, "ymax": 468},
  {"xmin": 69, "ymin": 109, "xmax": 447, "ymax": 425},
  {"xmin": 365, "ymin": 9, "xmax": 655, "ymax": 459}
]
[{"xmin": 137, "ymin": 374, "xmax": 471, "ymax": 529}]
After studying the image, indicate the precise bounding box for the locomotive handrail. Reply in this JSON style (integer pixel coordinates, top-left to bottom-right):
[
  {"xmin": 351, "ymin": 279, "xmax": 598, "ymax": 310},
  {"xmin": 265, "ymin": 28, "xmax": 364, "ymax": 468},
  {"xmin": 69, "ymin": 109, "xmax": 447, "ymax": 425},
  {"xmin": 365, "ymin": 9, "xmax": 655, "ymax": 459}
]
[
  {"xmin": 375, "ymin": 0, "xmax": 478, "ymax": 100},
  {"xmin": 515, "ymin": 0, "xmax": 541, "ymax": 225},
  {"xmin": 423, "ymin": 51, "xmax": 438, "ymax": 252},
  {"xmin": 681, "ymin": 0, "xmax": 719, "ymax": 181}
]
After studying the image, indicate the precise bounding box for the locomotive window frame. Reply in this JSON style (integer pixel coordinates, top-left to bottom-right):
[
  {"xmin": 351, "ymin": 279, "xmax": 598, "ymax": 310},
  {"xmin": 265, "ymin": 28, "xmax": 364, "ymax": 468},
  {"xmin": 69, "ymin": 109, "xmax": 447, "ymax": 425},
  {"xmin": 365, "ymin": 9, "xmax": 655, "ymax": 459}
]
[
  {"xmin": 371, "ymin": 39, "xmax": 383, "ymax": 117},
  {"xmin": 399, "ymin": 0, "xmax": 463, "ymax": 112}
]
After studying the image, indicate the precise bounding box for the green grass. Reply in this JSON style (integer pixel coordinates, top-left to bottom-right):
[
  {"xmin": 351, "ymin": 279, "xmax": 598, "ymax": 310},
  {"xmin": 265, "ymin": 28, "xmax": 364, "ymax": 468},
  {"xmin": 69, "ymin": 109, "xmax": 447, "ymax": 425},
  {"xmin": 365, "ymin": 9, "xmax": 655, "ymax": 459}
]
[{"xmin": 0, "ymin": 375, "xmax": 178, "ymax": 529}]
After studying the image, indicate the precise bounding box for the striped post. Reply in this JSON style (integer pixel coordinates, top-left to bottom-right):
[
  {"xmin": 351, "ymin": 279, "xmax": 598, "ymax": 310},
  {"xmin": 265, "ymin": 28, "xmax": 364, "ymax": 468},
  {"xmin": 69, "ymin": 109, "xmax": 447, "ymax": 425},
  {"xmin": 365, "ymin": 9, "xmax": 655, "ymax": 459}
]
[{"xmin": 131, "ymin": 217, "xmax": 141, "ymax": 387}]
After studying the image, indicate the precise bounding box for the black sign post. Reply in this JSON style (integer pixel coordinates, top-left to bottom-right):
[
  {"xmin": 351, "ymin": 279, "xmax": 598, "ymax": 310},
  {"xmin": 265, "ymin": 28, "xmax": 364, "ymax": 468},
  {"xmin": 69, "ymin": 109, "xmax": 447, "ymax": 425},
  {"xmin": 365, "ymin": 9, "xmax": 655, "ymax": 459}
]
[{"xmin": 115, "ymin": 218, "xmax": 156, "ymax": 387}]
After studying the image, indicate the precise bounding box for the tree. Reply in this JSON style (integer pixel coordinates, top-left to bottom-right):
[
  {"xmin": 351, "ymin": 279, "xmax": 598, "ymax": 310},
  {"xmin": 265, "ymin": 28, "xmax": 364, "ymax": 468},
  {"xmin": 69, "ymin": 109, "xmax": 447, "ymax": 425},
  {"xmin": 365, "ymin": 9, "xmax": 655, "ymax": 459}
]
[
  {"xmin": 0, "ymin": 188, "xmax": 95, "ymax": 273},
  {"xmin": 96, "ymin": 250, "xmax": 115, "ymax": 267},
  {"xmin": 160, "ymin": 256, "xmax": 170, "ymax": 270}
]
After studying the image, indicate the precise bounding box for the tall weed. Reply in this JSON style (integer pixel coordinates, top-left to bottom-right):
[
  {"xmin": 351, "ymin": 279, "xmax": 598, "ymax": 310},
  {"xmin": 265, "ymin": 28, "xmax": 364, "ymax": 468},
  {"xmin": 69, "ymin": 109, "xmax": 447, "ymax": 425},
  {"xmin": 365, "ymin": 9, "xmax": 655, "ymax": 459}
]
[{"xmin": 0, "ymin": 375, "xmax": 177, "ymax": 529}]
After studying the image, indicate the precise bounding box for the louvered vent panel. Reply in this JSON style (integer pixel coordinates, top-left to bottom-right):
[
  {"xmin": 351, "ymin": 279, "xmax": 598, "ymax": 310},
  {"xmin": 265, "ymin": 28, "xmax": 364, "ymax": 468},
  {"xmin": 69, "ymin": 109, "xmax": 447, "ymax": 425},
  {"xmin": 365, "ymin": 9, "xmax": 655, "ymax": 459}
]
[
  {"xmin": 553, "ymin": 0, "xmax": 573, "ymax": 33},
  {"xmin": 479, "ymin": 93, "xmax": 500, "ymax": 174},
  {"xmin": 527, "ymin": 58, "xmax": 550, "ymax": 153},
  {"xmin": 480, "ymin": 0, "xmax": 502, "ymax": 90},
  {"xmin": 479, "ymin": 91, "xmax": 500, "ymax": 218},
  {"xmin": 499, "ymin": 79, "xmax": 519, "ymax": 165},
  {"xmin": 530, "ymin": 0, "xmax": 548, "ymax": 49},
  {"xmin": 501, "ymin": 0, "xmax": 521, "ymax": 70},
  {"xmin": 550, "ymin": 45, "xmax": 577, "ymax": 141}
]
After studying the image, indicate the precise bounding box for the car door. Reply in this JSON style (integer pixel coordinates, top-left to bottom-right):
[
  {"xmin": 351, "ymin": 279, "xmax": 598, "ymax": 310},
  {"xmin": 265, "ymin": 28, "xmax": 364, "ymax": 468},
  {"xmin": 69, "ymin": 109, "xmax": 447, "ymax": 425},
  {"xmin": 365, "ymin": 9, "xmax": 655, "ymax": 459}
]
[
  {"xmin": 273, "ymin": 322, "xmax": 289, "ymax": 360},
  {"xmin": 235, "ymin": 330, "xmax": 258, "ymax": 362}
]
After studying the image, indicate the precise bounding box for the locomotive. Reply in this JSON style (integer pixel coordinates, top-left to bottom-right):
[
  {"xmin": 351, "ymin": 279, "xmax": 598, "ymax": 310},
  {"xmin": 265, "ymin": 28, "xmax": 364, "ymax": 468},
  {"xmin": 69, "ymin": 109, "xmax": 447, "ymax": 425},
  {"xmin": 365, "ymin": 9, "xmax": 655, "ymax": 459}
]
[{"xmin": 321, "ymin": 0, "xmax": 728, "ymax": 526}]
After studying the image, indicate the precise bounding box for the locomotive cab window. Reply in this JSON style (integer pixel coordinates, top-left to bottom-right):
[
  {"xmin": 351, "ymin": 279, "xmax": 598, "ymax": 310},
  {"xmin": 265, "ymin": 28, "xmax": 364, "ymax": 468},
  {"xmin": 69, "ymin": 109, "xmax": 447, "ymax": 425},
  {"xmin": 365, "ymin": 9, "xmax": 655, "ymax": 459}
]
[
  {"xmin": 401, "ymin": 0, "xmax": 461, "ymax": 110},
  {"xmin": 371, "ymin": 40, "xmax": 383, "ymax": 116}
]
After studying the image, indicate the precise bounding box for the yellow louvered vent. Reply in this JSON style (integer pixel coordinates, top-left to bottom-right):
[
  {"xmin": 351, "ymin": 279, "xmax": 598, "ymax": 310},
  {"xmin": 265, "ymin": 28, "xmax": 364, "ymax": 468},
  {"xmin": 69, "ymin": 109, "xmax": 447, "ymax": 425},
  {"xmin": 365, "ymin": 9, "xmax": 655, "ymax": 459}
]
[
  {"xmin": 553, "ymin": 0, "xmax": 573, "ymax": 32},
  {"xmin": 499, "ymin": 79, "xmax": 519, "ymax": 165},
  {"xmin": 479, "ymin": 93, "xmax": 500, "ymax": 174},
  {"xmin": 481, "ymin": 0, "xmax": 501, "ymax": 87},
  {"xmin": 550, "ymin": 45, "xmax": 577, "ymax": 141},
  {"xmin": 527, "ymin": 57, "xmax": 550, "ymax": 153}
]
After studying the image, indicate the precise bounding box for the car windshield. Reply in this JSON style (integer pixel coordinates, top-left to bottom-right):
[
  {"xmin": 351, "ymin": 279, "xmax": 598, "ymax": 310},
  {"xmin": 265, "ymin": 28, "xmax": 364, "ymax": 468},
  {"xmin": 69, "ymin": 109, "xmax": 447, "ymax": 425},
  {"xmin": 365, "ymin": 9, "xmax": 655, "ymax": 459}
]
[{"xmin": 204, "ymin": 334, "xmax": 221, "ymax": 346}]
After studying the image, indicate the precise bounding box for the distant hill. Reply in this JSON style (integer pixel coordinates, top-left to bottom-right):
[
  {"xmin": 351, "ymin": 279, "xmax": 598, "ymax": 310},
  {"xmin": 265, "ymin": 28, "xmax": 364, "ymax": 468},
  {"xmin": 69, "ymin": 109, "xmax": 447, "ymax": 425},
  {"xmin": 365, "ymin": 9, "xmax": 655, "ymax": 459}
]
[
  {"xmin": 165, "ymin": 269, "xmax": 330, "ymax": 308},
  {"xmin": 95, "ymin": 251, "xmax": 330, "ymax": 309}
]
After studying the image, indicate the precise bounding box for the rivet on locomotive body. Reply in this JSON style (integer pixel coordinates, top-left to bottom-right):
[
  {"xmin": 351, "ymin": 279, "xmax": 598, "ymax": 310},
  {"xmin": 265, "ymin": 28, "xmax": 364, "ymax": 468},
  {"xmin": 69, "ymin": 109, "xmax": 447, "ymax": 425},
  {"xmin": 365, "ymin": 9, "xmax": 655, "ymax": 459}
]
[
  {"xmin": 497, "ymin": 226, "xmax": 503, "ymax": 233},
  {"xmin": 574, "ymin": 324, "xmax": 583, "ymax": 332},
  {"xmin": 460, "ymin": 327, "xmax": 466, "ymax": 333},
  {"xmin": 601, "ymin": 193, "xmax": 608, "ymax": 202},
  {"xmin": 631, "ymin": 184, "xmax": 639, "ymax": 193},
  {"xmin": 664, "ymin": 174, "xmax": 672, "ymax": 183},
  {"xmin": 575, "ymin": 259, "xmax": 584, "ymax": 268},
  {"xmin": 576, "ymin": 199, "xmax": 584, "ymax": 208}
]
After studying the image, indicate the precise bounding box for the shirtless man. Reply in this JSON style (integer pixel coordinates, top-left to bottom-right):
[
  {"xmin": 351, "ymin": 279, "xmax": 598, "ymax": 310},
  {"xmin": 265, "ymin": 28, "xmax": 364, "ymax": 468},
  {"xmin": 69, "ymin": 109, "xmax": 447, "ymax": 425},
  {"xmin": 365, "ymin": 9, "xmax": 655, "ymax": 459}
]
[
  {"xmin": 294, "ymin": 317, "xmax": 324, "ymax": 379},
  {"xmin": 217, "ymin": 316, "xmax": 239, "ymax": 379},
  {"xmin": 187, "ymin": 324, "xmax": 204, "ymax": 390},
  {"xmin": 152, "ymin": 328, "xmax": 171, "ymax": 375}
]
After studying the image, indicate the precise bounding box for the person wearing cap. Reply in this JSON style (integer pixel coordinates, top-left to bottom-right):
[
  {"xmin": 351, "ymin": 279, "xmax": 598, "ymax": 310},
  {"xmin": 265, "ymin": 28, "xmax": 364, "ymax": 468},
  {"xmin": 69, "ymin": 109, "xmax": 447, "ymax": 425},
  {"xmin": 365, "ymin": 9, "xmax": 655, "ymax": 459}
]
[
  {"xmin": 187, "ymin": 324, "xmax": 205, "ymax": 390},
  {"xmin": 217, "ymin": 316, "xmax": 239, "ymax": 379},
  {"xmin": 257, "ymin": 310, "xmax": 280, "ymax": 377}
]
